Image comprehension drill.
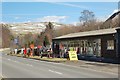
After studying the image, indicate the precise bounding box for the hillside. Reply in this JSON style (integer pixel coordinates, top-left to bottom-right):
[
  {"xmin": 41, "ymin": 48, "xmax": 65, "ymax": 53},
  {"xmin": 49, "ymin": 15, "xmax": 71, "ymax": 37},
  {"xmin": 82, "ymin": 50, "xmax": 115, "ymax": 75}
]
[{"xmin": 8, "ymin": 22, "xmax": 67, "ymax": 35}]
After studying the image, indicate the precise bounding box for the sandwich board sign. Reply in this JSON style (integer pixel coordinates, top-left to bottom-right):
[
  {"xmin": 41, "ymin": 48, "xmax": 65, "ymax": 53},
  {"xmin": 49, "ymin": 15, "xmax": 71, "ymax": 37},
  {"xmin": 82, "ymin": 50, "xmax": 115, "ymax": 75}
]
[{"xmin": 68, "ymin": 51, "xmax": 78, "ymax": 61}]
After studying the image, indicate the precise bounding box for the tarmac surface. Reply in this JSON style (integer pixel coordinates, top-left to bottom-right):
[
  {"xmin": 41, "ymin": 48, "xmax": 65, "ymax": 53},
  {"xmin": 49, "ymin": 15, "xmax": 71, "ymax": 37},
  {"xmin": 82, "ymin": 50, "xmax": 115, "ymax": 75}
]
[
  {"xmin": 0, "ymin": 48, "xmax": 119, "ymax": 79},
  {"xmin": 0, "ymin": 52, "xmax": 119, "ymax": 78}
]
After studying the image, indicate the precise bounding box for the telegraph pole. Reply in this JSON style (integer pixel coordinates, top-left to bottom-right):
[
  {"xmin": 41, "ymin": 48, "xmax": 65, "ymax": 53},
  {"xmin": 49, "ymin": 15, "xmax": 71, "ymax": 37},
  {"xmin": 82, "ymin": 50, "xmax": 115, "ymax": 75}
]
[{"xmin": 118, "ymin": 1, "xmax": 120, "ymax": 27}]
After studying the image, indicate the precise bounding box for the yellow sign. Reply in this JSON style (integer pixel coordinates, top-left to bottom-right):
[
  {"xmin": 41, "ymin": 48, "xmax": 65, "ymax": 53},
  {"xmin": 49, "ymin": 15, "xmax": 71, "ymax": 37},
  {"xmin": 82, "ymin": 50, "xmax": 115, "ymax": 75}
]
[{"xmin": 68, "ymin": 51, "xmax": 78, "ymax": 60}]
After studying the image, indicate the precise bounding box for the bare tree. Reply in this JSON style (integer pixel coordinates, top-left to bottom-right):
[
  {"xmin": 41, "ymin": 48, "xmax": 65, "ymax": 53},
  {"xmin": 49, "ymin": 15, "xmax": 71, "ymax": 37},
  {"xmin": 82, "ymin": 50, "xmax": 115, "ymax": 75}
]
[
  {"xmin": 1, "ymin": 24, "xmax": 13, "ymax": 48},
  {"xmin": 79, "ymin": 10, "xmax": 96, "ymax": 27},
  {"xmin": 23, "ymin": 32, "xmax": 34, "ymax": 47}
]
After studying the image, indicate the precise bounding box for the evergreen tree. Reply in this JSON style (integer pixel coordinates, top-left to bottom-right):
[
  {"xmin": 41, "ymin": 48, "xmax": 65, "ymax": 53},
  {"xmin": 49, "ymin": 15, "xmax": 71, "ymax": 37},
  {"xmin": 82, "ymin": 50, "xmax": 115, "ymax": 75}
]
[{"xmin": 43, "ymin": 36, "xmax": 50, "ymax": 47}]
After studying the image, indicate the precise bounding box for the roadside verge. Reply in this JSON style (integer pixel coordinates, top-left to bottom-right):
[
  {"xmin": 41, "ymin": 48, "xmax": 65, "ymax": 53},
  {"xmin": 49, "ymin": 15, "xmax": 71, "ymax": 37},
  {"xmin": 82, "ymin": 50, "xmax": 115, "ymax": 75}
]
[{"xmin": 7, "ymin": 53, "xmax": 67, "ymax": 63}]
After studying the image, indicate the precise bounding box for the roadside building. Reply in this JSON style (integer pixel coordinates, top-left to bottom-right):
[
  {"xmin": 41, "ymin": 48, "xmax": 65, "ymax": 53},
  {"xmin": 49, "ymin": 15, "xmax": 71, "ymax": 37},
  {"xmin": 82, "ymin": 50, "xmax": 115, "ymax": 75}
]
[{"xmin": 52, "ymin": 27, "xmax": 120, "ymax": 59}]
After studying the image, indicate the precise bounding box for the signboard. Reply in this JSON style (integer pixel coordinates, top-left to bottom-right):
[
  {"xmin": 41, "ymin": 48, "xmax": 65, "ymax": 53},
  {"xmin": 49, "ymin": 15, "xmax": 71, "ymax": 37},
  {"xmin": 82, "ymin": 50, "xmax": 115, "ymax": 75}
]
[
  {"xmin": 68, "ymin": 51, "xmax": 78, "ymax": 61},
  {"xmin": 30, "ymin": 44, "xmax": 34, "ymax": 49},
  {"xmin": 14, "ymin": 38, "xmax": 18, "ymax": 44},
  {"xmin": 37, "ymin": 45, "xmax": 42, "ymax": 48}
]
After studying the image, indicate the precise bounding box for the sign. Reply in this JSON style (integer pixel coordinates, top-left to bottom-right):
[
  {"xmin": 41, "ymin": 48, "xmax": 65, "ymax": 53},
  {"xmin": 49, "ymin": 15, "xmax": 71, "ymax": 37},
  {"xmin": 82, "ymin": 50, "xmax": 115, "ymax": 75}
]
[
  {"xmin": 14, "ymin": 38, "xmax": 18, "ymax": 44},
  {"xmin": 37, "ymin": 45, "xmax": 42, "ymax": 48},
  {"xmin": 30, "ymin": 44, "xmax": 34, "ymax": 49},
  {"xmin": 68, "ymin": 51, "xmax": 78, "ymax": 61}
]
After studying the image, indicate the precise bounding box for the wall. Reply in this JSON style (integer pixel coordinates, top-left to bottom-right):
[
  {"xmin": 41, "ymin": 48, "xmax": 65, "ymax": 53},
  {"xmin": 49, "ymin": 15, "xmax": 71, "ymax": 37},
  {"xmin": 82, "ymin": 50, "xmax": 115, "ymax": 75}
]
[
  {"xmin": 101, "ymin": 34, "xmax": 116, "ymax": 59},
  {"xmin": 116, "ymin": 28, "xmax": 120, "ymax": 59}
]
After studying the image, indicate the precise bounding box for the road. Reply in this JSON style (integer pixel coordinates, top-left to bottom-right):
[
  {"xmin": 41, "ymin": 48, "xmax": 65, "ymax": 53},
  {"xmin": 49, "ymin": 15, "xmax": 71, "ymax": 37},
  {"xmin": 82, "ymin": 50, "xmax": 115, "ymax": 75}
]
[{"xmin": 0, "ymin": 52, "xmax": 118, "ymax": 78}]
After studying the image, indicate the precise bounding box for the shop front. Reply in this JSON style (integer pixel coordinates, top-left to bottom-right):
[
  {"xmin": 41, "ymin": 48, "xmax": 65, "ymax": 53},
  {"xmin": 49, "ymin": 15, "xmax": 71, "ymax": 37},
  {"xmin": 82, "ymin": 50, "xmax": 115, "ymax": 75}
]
[{"xmin": 52, "ymin": 28, "xmax": 120, "ymax": 59}]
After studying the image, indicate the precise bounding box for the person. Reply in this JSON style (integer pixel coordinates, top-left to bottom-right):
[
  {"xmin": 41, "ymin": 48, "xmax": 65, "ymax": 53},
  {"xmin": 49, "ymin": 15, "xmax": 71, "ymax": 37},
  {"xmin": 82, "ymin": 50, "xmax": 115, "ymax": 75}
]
[
  {"xmin": 64, "ymin": 48, "xmax": 67, "ymax": 58},
  {"xmin": 27, "ymin": 48, "xmax": 30, "ymax": 57},
  {"xmin": 77, "ymin": 47, "xmax": 80, "ymax": 54},
  {"xmin": 30, "ymin": 48, "xmax": 33, "ymax": 56},
  {"xmin": 14, "ymin": 48, "xmax": 17, "ymax": 54},
  {"xmin": 64, "ymin": 48, "xmax": 67, "ymax": 53},
  {"xmin": 20, "ymin": 48, "xmax": 24, "ymax": 55},
  {"xmin": 59, "ymin": 48, "xmax": 62, "ymax": 58},
  {"xmin": 47, "ymin": 48, "xmax": 52, "ymax": 58},
  {"xmin": 23, "ymin": 47, "xmax": 27, "ymax": 57},
  {"xmin": 39, "ymin": 47, "xmax": 42, "ymax": 55},
  {"xmin": 37, "ymin": 47, "xmax": 40, "ymax": 56},
  {"xmin": 66, "ymin": 47, "xmax": 70, "ymax": 59}
]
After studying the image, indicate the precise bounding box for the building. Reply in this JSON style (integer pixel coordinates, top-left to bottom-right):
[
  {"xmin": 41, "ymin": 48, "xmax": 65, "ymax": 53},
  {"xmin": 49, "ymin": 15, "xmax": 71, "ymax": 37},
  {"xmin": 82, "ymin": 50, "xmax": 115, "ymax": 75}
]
[{"xmin": 52, "ymin": 27, "xmax": 120, "ymax": 59}]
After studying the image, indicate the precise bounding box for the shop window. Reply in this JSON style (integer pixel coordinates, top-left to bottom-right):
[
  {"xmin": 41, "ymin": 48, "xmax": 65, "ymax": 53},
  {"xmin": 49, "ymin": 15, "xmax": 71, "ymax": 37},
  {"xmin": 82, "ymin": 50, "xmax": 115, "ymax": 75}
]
[{"xmin": 107, "ymin": 40, "xmax": 114, "ymax": 50}]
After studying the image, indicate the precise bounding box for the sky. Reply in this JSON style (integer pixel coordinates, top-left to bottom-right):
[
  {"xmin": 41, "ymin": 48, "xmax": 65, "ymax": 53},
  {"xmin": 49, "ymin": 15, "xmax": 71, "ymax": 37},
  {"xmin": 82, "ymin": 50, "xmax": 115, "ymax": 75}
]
[
  {"xmin": 2, "ymin": 0, "xmax": 120, "ymax": 2},
  {"xmin": 1, "ymin": 2, "xmax": 119, "ymax": 24}
]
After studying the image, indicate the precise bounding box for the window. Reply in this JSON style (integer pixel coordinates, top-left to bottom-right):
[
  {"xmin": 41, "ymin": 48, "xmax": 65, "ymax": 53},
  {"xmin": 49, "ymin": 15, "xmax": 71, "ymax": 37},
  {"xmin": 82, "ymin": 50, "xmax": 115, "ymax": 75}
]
[{"xmin": 107, "ymin": 40, "xmax": 114, "ymax": 50}]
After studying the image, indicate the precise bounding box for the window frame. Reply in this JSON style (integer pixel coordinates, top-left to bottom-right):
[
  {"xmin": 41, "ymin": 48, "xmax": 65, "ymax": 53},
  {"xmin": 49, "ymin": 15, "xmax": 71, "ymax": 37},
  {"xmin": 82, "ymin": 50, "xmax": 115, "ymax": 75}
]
[{"xmin": 107, "ymin": 40, "xmax": 114, "ymax": 50}]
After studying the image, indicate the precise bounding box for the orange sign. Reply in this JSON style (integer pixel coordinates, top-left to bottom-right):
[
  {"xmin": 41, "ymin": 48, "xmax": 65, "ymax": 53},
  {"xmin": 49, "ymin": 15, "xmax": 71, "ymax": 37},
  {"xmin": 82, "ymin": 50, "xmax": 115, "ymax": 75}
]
[{"xmin": 30, "ymin": 44, "xmax": 34, "ymax": 49}]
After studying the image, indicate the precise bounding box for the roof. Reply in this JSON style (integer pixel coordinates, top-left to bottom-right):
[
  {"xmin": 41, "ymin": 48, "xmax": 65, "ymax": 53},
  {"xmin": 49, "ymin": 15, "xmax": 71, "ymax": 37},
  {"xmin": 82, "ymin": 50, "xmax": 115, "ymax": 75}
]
[
  {"xmin": 105, "ymin": 10, "xmax": 120, "ymax": 22},
  {"xmin": 53, "ymin": 28, "xmax": 119, "ymax": 40}
]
